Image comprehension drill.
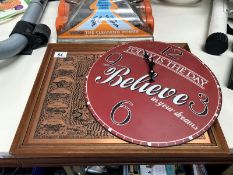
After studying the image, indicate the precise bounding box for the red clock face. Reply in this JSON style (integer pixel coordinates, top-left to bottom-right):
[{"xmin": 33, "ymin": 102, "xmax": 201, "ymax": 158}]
[{"xmin": 85, "ymin": 41, "xmax": 222, "ymax": 147}]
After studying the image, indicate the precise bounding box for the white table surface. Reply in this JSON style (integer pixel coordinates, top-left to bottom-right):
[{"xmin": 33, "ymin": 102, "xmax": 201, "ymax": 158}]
[{"xmin": 0, "ymin": 0, "xmax": 233, "ymax": 155}]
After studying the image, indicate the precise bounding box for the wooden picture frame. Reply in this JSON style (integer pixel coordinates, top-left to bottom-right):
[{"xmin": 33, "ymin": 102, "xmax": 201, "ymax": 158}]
[{"xmin": 10, "ymin": 43, "xmax": 229, "ymax": 166}]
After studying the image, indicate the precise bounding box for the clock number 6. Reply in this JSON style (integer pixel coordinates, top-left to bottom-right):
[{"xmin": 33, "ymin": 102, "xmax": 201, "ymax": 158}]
[{"xmin": 110, "ymin": 100, "xmax": 133, "ymax": 126}]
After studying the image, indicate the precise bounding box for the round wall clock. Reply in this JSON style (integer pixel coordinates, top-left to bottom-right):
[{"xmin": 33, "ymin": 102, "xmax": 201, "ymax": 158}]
[{"xmin": 85, "ymin": 41, "xmax": 222, "ymax": 147}]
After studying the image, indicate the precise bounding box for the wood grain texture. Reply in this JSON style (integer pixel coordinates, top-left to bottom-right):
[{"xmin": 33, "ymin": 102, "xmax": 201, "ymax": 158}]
[{"xmin": 9, "ymin": 43, "xmax": 230, "ymax": 166}]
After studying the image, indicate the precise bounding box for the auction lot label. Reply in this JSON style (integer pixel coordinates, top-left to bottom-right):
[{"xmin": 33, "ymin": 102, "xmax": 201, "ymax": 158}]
[{"xmin": 85, "ymin": 41, "xmax": 222, "ymax": 147}]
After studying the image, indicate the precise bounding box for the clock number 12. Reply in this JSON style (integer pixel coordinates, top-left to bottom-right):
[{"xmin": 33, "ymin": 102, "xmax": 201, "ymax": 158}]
[{"xmin": 161, "ymin": 47, "xmax": 183, "ymax": 60}]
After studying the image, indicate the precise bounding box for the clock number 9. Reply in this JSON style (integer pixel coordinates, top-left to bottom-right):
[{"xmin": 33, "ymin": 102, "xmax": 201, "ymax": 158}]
[{"xmin": 104, "ymin": 52, "xmax": 123, "ymax": 66}]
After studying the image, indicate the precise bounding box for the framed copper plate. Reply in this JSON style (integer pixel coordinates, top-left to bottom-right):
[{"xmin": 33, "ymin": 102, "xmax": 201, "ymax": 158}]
[
  {"xmin": 10, "ymin": 43, "xmax": 228, "ymax": 166},
  {"xmin": 85, "ymin": 41, "xmax": 222, "ymax": 147}
]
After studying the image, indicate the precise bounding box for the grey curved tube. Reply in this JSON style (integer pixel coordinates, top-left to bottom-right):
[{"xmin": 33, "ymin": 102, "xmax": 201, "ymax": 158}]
[{"xmin": 0, "ymin": 0, "xmax": 48, "ymax": 60}]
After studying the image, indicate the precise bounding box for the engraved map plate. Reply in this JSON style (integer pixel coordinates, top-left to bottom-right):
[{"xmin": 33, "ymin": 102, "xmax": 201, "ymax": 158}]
[{"xmin": 10, "ymin": 44, "xmax": 228, "ymax": 164}]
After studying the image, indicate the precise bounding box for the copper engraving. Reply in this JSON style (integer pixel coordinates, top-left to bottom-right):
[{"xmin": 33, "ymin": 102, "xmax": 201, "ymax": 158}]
[
  {"xmin": 10, "ymin": 44, "xmax": 229, "ymax": 161},
  {"xmin": 34, "ymin": 52, "xmax": 114, "ymax": 139}
]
